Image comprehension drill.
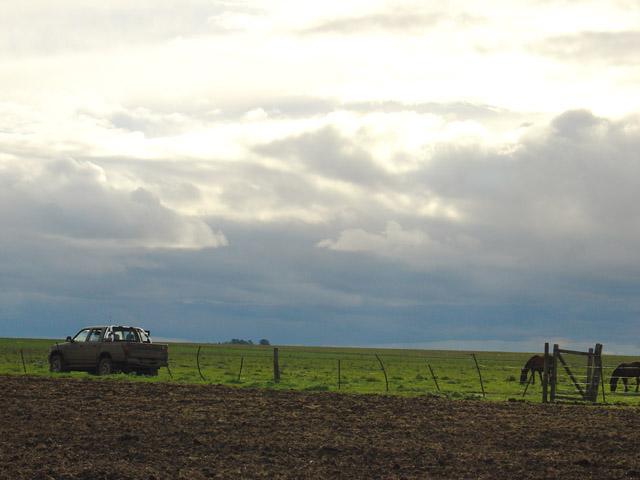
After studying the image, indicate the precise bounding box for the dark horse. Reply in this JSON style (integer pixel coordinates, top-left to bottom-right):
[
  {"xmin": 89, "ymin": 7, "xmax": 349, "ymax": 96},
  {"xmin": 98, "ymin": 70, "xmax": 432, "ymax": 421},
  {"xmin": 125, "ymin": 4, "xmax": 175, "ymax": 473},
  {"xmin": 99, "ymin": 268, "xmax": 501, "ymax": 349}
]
[
  {"xmin": 610, "ymin": 362, "xmax": 640, "ymax": 392},
  {"xmin": 520, "ymin": 355, "xmax": 545, "ymax": 385}
]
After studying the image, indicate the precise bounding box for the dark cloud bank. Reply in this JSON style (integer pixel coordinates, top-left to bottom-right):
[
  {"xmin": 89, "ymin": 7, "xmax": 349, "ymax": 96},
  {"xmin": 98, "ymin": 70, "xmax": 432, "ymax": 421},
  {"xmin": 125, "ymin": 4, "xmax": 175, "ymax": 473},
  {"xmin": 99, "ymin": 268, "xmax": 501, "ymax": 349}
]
[{"xmin": 2, "ymin": 110, "xmax": 640, "ymax": 351}]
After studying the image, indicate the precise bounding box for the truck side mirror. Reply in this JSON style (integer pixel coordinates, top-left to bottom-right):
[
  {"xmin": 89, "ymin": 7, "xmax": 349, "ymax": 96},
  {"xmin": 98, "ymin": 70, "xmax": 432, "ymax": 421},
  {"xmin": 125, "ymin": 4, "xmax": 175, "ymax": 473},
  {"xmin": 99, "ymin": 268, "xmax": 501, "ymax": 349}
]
[{"xmin": 66, "ymin": 336, "xmax": 73, "ymax": 343}]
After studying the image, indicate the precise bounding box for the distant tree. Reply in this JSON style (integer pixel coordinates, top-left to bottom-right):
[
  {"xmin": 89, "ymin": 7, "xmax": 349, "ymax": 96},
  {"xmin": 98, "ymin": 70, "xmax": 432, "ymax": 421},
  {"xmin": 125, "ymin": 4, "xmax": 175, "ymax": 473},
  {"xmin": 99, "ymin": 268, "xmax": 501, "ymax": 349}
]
[
  {"xmin": 259, "ymin": 339, "xmax": 270, "ymax": 346},
  {"xmin": 227, "ymin": 338, "xmax": 253, "ymax": 345}
]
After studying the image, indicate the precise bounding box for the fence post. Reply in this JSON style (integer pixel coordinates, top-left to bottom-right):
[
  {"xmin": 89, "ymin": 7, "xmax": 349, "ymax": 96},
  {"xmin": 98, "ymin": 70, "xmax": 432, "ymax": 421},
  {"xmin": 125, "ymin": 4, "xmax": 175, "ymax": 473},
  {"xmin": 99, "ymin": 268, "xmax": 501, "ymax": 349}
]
[
  {"xmin": 196, "ymin": 345, "xmax": 206, "ymax": 382},
  {"xmin": 471, "ymin": 353, "xmax": 485, "ymax": 398},
  {"xmin": 337, "ymin": 359, "xmax": 341, "ymax": 390},
  {"xmin": 550, "ymin": 344, "xmax": 559, "ymax": 402},
  {"xmin": 166, "ymin": 363, "xmax": 173, "ymax": 379},
  {"xmin": 375, "ymin": 354, "xmax": 389, "ymax": 392},
  {"xmin": 591, "ymin": 343, "xmax": 603, "ymax": 402},
  {"xmin": 237, "ymin": 356, "xmax": 244, "ymax": 382},
  {"xmin": 20, "ymin": 349, "xmax": 27, "ymax": 374},
  {"xmin": 427, "ymin": 363, "xmax": 440, "ymax": 392},
  {"xmin": 273, "ymin": 348, "xmax": 280, "ymax": 383},
  {"xmin": 585, "ymin": 347, "xmax": 594, "ymax": 400},
  {"xmin": 542, "ymin": 342, "xmax": 549, "ymax": 403},
  {"xmin": 599, "ymin": 349, "xmax": 606, "ymax": 403}
]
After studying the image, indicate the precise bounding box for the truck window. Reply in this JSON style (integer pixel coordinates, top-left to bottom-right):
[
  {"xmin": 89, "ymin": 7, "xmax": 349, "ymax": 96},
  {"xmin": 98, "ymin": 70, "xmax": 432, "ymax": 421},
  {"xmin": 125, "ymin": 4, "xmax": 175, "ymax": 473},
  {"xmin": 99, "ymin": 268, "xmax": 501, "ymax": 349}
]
[
  {"xmin": 111, "ymin": 327, "xmax": 140, "ymax": 342},
  {"xmin": 87, "ymin": 328, "xmax": 103, "ymax": 342},
  {"xmin": 124, "ymin": 328, "xmax": 139, "ymax": 342},
  {"xmin": 138, "ymin": 329, "xmax": 151, "ymax": 343},
  {"xmin": 72, "ymin": 329, "xmax": 91, "ymax": 342}
]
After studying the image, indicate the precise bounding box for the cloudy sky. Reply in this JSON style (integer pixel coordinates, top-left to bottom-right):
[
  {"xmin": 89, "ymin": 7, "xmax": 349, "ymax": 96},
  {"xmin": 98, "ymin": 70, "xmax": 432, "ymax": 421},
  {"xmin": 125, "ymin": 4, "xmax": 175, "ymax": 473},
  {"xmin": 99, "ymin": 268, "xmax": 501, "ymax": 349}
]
[{"xmin": 1, "ymin": 1, "xmax": 639, "ymax": 352}]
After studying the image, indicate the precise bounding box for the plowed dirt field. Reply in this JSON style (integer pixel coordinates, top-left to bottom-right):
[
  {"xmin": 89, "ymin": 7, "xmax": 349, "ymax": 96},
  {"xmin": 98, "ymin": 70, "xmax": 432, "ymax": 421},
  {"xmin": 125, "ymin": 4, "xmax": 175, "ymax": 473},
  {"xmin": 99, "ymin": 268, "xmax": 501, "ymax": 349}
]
[{"xmin": 2, "ymin": 376, "xmax": 640, "ymax": 479}]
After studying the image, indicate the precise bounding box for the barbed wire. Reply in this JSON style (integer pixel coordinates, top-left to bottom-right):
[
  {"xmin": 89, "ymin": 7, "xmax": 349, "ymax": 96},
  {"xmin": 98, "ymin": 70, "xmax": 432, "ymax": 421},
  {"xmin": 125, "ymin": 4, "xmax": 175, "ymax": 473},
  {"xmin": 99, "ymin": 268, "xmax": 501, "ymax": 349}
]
[{"xmin": 12, "ymin": 342, "xmax": 640, "ymax": 403}]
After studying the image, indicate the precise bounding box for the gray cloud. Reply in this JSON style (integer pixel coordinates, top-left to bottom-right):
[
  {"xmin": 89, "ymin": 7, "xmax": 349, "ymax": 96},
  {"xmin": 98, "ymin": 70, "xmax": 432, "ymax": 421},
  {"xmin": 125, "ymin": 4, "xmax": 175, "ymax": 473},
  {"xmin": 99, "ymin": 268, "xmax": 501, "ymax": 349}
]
[
  {"xmin": 102, "ymin": 97, "xmax": 534, "ymax": 130},
  {"xmin": 0, "ymin": 157, "xmax": 226, "ymax": 249},
  {"xmin": 316, "ymin": 110, "xmax": 640, "ymax": 276},
  {"xmin": 535, "ymin": 30, "xmax": 640, "ymax": 64},
  {"xmin": 301, "ymin": 10, "xmax": 482, "ymax": 35},
  {"xmin": 302, "ymin": 12, "xmax": 443, "ymax": 35},
  {"xmin": 3, "ymin": 109, "xmax": 640, "ymax": 349},
  {"xmin": 106, "ymin": 108, "xmax": 195, "ymax": 138},
  {"xmin": 346, "ymin": 100, "xmax": 508, "ymax": 118},
  {"xmin": 255, "ymin": 127, "xmax": 390, "ymax": 187}
]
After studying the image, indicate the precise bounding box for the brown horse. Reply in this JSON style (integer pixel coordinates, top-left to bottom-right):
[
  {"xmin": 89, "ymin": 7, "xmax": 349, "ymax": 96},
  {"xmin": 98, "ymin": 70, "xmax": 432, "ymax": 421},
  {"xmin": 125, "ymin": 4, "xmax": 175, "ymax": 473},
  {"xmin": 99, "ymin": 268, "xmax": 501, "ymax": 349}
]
[
  {"xmin": 520, "ymin": 355, "xmax": 545, "ymax": 385},
  {"xmin": 610, "ymin": 362, "xmax": 640, "ymax": 392}
]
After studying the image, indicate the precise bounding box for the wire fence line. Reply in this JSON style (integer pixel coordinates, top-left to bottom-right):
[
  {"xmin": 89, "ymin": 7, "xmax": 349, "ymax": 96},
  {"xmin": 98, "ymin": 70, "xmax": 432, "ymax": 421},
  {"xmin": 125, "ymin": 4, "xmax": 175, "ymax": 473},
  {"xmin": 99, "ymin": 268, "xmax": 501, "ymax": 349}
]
[
  {"xmin": 4, "ymin": 341, "xmax": 640, "ymax": 402},
  {"xmin": 0, "ymin": 344, "xmax": 532, "ymax": 399}
]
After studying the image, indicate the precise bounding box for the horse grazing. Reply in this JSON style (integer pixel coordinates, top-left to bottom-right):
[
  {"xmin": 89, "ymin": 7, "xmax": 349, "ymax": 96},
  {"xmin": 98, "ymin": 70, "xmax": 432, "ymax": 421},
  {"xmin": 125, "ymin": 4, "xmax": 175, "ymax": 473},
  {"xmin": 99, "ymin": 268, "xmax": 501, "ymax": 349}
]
[
  {"xmin": 610, "ymin": 362, "xmax": 640, "ymax": 392},
  {"xmin": 520, "ymin": 355, "xmax": 546, "ymax": 385}
]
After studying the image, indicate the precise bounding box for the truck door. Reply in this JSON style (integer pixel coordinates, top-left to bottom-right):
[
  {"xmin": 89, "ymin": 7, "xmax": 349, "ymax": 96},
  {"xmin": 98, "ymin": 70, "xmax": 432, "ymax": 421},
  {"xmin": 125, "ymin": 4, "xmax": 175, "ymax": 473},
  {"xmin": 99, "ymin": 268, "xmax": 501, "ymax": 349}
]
[
  {"xmin": 79, "ymin": 328, "xmax": 104, "ymax": 367},
  {"xmin": 64, "ymin": 328, "xmax": 91, "ymax": 366}
]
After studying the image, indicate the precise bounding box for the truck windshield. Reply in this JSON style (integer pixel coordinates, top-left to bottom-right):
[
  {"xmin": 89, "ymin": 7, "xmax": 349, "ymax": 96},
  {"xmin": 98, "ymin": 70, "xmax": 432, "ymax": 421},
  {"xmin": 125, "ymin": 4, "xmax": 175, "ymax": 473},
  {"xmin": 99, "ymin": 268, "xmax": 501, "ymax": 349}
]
[{"xmin": 73, "ymin": 329, "xmax": 91, "ymax": 342}]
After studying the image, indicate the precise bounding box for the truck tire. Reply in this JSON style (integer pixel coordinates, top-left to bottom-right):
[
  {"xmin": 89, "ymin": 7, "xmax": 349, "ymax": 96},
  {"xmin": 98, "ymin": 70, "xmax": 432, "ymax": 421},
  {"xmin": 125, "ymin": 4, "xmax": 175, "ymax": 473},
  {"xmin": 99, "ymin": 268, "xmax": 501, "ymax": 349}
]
[
  {"xmin": 49, "ymin": 354, "xmax": 64, "ymax": 373},
  {"xmin": 97, "ymin": 357, "xmax": 113, "ymax": 376}
]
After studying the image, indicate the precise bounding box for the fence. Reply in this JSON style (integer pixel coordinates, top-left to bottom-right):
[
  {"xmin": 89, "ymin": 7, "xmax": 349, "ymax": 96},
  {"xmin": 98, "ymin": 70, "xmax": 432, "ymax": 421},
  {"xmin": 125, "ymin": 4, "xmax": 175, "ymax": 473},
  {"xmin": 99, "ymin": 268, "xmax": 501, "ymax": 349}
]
[
  {"xmin": 190, "ymin": 347, "xmax": 548, "ymax": 399},
  {"xmin": 543, "ymin": 343, "xmax": 604, "ymax": 403},
  {"xmin": 3, "ymin": 339, "xmax": 640, "ymax": 403}
]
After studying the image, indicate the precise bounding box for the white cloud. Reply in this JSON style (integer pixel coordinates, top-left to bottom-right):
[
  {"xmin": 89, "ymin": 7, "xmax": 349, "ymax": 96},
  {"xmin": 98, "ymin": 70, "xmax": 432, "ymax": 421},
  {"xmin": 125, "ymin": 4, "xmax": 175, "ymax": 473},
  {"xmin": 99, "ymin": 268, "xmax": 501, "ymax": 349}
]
[
  {"xmin": 0, "ymin": 1, "xmax": 248, "ymax": 57},
  {"xmin": 1, "ymin": 1, "xmax": 638, "ymax": 116}
]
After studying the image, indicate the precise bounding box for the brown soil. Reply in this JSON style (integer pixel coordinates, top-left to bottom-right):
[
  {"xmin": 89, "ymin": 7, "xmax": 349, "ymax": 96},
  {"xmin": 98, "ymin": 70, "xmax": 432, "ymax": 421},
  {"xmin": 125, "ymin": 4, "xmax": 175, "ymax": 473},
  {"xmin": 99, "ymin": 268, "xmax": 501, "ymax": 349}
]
[{"xmin": 2, "ymin": 375, "xmax": 640, "ymax": 479}]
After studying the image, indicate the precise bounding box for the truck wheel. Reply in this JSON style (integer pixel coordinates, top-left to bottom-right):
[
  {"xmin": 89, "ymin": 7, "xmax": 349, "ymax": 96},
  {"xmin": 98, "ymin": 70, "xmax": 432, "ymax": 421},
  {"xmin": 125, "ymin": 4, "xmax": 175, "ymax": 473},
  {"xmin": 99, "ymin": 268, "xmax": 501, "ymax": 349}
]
[
  {"xmin": 49, "ymin": 354, "xmax": 64, "ymax": 373},
  {"xmin": 97, "ymin": 357, "xmax": 113, "ymax": 376},
  {"xmin": 148, "ymin": 368, "xmax": 158, "ymax": 377}
]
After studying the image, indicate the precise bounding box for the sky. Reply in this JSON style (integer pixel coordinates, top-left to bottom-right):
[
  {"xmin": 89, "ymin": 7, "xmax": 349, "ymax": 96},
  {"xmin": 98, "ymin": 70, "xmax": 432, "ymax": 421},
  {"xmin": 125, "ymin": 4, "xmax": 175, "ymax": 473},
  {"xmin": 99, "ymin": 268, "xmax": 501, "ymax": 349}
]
[{"xmin": 1, "ymin": 1, "xmax": 640, "ymax": 353}]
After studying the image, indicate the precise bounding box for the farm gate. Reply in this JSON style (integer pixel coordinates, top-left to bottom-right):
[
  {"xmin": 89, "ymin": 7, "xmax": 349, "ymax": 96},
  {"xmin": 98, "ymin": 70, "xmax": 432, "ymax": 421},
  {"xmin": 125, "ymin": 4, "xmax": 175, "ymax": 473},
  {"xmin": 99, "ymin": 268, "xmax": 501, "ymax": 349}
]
[{"xmin": 542, "ymin": 342, "xmax": 604, "ymax": 403}]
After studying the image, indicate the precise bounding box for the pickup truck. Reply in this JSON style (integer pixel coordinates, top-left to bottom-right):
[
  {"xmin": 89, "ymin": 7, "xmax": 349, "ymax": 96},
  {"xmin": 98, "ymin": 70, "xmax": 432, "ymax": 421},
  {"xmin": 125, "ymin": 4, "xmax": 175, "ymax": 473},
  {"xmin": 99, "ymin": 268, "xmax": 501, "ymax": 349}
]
[{"xmin": 48, "ymin": 325, "xmax": 168, "ymax": 376}]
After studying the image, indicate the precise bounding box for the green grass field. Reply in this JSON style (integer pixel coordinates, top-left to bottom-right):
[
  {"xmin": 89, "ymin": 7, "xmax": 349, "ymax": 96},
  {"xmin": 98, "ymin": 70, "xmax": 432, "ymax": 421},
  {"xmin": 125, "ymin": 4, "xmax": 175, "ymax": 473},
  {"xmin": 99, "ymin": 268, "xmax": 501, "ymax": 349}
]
[{"xmin": 2, "ymin": 338, "xmax": 639, "ymax": 404}]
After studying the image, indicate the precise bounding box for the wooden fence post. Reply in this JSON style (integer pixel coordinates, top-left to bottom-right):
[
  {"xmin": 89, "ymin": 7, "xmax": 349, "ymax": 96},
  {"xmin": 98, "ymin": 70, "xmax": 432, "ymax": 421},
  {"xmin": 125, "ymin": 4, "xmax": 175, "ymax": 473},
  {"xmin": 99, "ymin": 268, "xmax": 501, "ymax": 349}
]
[
  {"xmin": 375, "ymin": 354, "xmax": 389, "ymax": 392},
  {"xmin": 427, "ymin": 363, "xmax": 440, "ymax": 392},
  {"xmin": 471, "ymin": 353, "xmax": 485, "ymax": 398},
  {"xmin": 273, "ymin": 348, "xmax": 280, "ymax": 383},
  {"xmin": 585, "ymin": 347, "xmax": 594, "ymax": 400},
  {"xmin": 237, "ymin": 356, "xmax": 244, "ymax": 382},
  {"xmin": 337, "ymin": 359, "xmax": 341, "ymax": 390},
  {"xmin": 20, "ymin": 349, "xmax": 27, "ymax": 374},
  {"xmin": 590, "ymin": 343, "xmax": 603, "ymax": 402},
  {"xmin": 550, "ymin": 344, "xmax": 558, "ymax": 402},
  {"xmin": 196, "ymin": 345, "xmax": 206, "ymax": 382},
  {"xmin": 542, "ymin": 342, "xmax": 549, "ymax": 403},
  {"xmin": 599, "ymin": 351, "xmax": 606, "ymax": 403}
]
